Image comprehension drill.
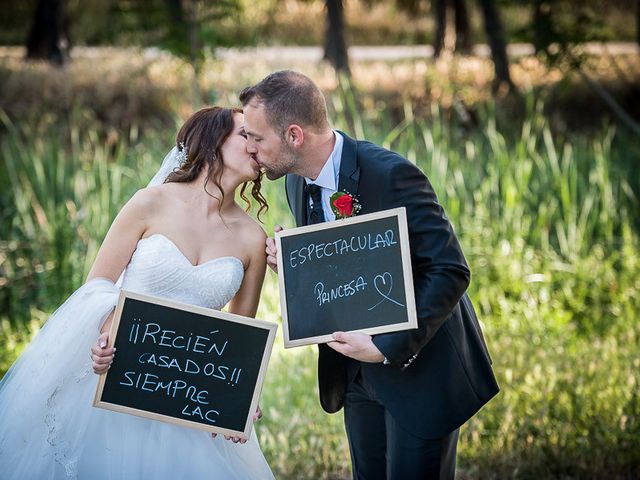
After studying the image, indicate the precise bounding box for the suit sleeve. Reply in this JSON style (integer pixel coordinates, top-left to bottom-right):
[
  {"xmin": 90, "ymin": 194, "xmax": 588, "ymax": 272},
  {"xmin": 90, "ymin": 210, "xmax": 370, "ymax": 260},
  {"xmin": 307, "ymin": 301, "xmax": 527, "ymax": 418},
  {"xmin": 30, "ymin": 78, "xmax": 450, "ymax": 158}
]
[{"xmin": 371, "ymin": 159, "xmax": 470, "ymax": 368}]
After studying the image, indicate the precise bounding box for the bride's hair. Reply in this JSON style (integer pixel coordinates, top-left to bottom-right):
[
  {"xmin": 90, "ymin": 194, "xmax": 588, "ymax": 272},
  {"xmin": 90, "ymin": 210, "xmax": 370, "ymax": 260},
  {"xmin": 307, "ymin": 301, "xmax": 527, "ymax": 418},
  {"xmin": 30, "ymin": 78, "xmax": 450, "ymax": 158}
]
[{"xmin": 165, "ymin": 106, "xmax": 268, "ymax": 220}]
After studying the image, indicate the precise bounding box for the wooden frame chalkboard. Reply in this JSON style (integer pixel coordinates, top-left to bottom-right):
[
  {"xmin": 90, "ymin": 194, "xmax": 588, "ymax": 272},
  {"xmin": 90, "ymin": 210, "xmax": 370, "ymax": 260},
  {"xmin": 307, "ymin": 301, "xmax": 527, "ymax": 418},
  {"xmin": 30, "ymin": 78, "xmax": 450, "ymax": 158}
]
[
  {"xmin": 276, "ymin": 207, "xmax": 417, "ymax": 348},
  {"xmin": 93, "ymin": 291, "xmax": 277, "ymax": 439}
]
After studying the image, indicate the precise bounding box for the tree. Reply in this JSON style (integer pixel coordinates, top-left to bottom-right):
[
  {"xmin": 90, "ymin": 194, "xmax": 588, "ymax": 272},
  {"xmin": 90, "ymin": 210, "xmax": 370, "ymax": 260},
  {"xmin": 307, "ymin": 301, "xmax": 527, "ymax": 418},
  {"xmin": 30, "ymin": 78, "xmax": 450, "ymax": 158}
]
[
  {"xmin": 25, "ymin": 0, "xmax": 70, "ymax": 65},
  {"xmin": 323, "ymin": 0, "xmax": 350, "ymax": 74},
  {"xmin": 476, "ymin": 0, "xmax": 514, "ymax": 92},
  {"xmin": 108, "ymin": 0, "xmax": 240, "ymax": 107},
  {"xmin": 397, "ymin": 0, "xmax": 513, "ymax": 92},
  {"xmin": 164, "ymin": 0, "xmax": 203, "ymax": 107},
  {"xmin": 433, "ymin": 0, "xmax": 472, "ymax": 58},
  {"xmin": 532, "ymin": 0, "xmax": 553, "ymax": 54},
  {"xmin": 528, "ymin": 0, "xmax": 640, "ymax": 135}
]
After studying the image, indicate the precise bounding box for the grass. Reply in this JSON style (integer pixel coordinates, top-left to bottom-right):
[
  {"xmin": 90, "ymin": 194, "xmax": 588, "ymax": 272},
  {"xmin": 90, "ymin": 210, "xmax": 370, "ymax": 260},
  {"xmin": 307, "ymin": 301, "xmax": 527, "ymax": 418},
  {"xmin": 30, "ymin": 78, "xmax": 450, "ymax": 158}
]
[{"xmin": 1, "ymin": 62, "xmax": 639, "ymax": 477}]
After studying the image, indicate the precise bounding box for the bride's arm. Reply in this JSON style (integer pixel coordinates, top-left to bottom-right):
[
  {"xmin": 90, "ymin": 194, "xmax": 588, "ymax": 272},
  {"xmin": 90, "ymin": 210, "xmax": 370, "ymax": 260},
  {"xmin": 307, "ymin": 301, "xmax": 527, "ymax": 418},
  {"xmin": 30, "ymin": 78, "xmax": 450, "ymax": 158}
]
[
  {"xmin": 220, "ymin": 223, "xmax": 267, "ymax": 443},
  {"xmin": 227, "ymin": 224, "xmax": 268, "ymax": 318},
  {"xmin": 87, "ymin": 189, "xmax": 155, "ymax": 284},
  {"xmin": 88, "ymin": 188, "xmax": 157, "ymax": 373}
]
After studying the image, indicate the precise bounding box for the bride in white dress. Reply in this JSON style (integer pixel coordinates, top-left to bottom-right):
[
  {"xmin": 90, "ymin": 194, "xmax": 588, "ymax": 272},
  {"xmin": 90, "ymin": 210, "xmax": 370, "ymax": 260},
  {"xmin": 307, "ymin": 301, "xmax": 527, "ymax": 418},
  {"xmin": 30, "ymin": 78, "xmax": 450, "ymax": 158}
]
[{"xmin": 0, "ymin": 107, "xmax": 275, "ymax": 479}]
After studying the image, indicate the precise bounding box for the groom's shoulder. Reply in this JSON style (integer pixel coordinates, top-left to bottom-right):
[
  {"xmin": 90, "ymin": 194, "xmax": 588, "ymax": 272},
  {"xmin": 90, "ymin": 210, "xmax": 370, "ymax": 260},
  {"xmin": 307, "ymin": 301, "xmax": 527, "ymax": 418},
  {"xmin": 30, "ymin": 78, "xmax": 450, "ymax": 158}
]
[{"xmin": 354, "ymin": 138, "xmax": 409, "ymax": 172}]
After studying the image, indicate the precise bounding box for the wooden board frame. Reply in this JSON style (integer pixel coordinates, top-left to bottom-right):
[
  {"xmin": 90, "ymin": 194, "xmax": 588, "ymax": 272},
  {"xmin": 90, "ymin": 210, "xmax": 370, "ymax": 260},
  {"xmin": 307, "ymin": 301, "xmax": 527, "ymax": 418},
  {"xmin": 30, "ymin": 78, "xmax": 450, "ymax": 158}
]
[
  {"xmin": 93, "ymin": 290, "xmax": 278, "ymax": 439},
  {"xmin": 276, "ymin": 207, "xmax": 417, "ymax": 348}
]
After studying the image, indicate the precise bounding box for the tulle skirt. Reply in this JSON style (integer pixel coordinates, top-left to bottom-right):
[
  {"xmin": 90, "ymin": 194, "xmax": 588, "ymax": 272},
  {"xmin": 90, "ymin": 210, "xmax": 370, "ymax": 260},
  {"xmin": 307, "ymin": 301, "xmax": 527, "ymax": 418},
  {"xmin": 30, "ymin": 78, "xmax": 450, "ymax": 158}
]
[{"xmin": 0, "ymin": 278, "xmax": 274, "ymax": 480}]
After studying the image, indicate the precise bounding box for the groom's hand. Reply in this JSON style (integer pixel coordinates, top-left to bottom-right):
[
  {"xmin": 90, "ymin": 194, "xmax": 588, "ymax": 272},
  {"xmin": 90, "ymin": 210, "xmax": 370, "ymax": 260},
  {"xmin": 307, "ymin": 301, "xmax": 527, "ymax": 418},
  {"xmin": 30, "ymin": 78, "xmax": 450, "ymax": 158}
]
[
  {"xmin": 265, "ymin": 225, "xmax": 283, "ymax": 273},
  {"xmin": 327, "ymin": 332, "xmax": 385, "ymax": 363}
]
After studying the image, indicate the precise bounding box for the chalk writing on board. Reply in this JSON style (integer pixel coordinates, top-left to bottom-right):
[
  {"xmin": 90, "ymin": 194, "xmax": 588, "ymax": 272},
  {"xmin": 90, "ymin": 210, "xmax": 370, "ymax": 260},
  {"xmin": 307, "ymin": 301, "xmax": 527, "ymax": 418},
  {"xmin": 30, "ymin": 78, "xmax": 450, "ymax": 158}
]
[
  {"xmin": 313, "ymin": 276, "xmax": 368, "ymax": 306},
  {"xmin": 115, "ymin": 316, "xmax": 247, "ymax": 424},
  {"xmin": 369, "ymin": 272, "xmax": 405, "ymax": 310},
  {"xmin": 95, "ymin": 292, "xmax": 277, "ymax": 437},
  {"xmin": 312, "ymin": 271, "xmax": 405, "ymax": 310},
  {"xmin": 276, "ymin": 207, "xmax": 417, "ymax": 347},
  {"xmin": 127, "ymin": 319, "xmax": 229, "ymax": 356},
  {"xmin": 288, "ymin": 230, "xmax": 398, "ymax": 268}
]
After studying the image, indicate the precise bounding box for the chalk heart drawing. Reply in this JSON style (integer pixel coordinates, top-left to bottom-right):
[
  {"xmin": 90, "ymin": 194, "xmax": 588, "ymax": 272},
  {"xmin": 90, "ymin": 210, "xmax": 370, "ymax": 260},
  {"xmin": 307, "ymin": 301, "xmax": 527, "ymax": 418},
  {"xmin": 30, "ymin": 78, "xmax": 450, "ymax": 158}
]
[
  {"xmin": 369, "ymin": 272, "xmax": 405, "ymax": 311},
  {"xmin": 374, "ymin": 272, "xmax": 393, "ymax": 298}
]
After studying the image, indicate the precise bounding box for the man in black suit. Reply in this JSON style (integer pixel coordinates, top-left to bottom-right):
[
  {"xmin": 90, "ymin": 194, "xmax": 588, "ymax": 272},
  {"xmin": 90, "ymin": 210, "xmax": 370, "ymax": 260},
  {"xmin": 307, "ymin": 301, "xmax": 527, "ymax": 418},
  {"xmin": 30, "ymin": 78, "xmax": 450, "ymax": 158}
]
[{"xmin": 240, "ymin": 70, "xmax": 499, "ymax": 479}]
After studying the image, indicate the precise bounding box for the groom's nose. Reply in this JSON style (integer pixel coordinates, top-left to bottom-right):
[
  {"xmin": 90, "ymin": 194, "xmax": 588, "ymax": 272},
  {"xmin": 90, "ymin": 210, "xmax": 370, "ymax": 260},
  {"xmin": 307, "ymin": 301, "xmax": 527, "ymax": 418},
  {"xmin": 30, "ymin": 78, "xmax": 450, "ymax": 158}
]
[{"xmin": 246, "ymin": 139, "xmax": 257, "ymax": 154}]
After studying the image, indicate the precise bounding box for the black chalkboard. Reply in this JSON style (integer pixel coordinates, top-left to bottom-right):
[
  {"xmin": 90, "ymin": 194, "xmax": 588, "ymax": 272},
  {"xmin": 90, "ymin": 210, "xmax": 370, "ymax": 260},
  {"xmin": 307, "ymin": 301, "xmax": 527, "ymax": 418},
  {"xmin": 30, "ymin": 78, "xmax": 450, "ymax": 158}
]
[
  {"xmin": 93, "ymin": 291, "xmax": 277, "ymax": 438},
  {"xmin": 276, "ymin": 207, "xmax": 417, "ymax": 347}
]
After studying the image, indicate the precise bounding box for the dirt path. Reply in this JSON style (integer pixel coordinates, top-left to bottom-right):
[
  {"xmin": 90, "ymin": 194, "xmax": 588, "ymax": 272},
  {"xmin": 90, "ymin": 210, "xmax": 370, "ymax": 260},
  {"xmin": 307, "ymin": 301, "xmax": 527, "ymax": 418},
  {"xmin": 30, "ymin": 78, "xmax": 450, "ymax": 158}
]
[
  {"xmin": 1, "ymin": 42, "xmax": 637, "ymax": 62},
  {"xmin": 214, "ymin": 42, "xmax": 638, "ymax": 62}
]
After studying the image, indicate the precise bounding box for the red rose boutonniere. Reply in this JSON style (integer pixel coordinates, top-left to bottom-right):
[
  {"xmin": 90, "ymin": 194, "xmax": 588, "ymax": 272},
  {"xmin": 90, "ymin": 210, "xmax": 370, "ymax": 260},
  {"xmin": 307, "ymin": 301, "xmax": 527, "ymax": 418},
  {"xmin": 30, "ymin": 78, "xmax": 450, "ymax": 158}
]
[{"xmin": 330, "ymin": 191, "xmax": 362, "ymax": 219}]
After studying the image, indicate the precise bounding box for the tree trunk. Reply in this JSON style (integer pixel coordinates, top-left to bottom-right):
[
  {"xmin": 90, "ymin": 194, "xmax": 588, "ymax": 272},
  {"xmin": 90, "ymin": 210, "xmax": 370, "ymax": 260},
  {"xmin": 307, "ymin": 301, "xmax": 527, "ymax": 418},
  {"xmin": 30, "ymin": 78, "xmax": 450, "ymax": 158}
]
[
  {"xmin": 637, "ymin": 0, "xmax": 640, "ymax": 46},
  {"xmin": 532, "ymin": 0, "xmax": 554, "ymax": 54},
  {"xmin": 453, "ymin": 0, "xmax": 472, "ymax": 54},
  {"xmin": 166, "ymin": 0, "xmax": 203, "ymax": 107},
  {"xmin": 434, "ymin": 0, "xmax": 471, "ymax": 57},
  {"xmin": 25, "ymin": 0, "xmax": 70, "ymax": 65},
  {"xmin": 476, "ymin": 0, "xmax": 514, "ymax": 92},
  {"xmin": 187, "ymin": 2, "xmax": 202, "ymax": 108},
  {"xmin": 323, "ymin": 0, "xmax": 350, "ymax": 74},
  {"xmin": 166, "ymin": 0, "xmax": 185, "ymax": 25},
  {"xmin": 433, "ymin": 0, "xmax": 447, "ymax": 58}
]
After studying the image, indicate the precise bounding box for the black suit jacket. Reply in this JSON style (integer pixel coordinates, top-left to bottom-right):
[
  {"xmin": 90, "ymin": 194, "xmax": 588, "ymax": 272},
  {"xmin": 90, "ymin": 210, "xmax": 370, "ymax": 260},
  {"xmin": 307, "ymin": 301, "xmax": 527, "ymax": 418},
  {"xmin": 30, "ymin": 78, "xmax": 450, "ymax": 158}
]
[{"xmin": 285, "ymin": 132, "xmax": 499, "ymax": 439}]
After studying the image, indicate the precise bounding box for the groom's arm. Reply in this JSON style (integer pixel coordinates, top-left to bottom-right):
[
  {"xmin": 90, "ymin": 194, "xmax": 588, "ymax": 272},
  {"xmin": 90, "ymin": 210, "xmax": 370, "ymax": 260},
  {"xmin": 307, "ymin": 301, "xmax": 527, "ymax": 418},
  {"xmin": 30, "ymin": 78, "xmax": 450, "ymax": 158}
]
[{"xmin": 371, "ymin": 157, "xmax": 470, "ymax": 368}]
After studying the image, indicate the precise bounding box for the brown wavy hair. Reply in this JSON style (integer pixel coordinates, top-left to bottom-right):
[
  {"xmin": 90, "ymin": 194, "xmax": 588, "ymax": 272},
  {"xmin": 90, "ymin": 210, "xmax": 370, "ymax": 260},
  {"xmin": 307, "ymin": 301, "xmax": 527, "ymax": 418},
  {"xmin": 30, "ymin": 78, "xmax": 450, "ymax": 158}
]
[{"xmin": 165, "ymin": 106, "xmax": 268, "ymax": 221}]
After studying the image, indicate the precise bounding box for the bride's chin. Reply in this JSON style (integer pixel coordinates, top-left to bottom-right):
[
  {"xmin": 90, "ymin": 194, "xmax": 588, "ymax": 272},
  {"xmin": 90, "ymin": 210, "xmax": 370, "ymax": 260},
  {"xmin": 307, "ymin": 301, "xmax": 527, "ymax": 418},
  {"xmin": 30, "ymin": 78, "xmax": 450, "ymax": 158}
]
[{"xmin": 246, "ymin": 170, "xmax": 261, "ymax": 183}]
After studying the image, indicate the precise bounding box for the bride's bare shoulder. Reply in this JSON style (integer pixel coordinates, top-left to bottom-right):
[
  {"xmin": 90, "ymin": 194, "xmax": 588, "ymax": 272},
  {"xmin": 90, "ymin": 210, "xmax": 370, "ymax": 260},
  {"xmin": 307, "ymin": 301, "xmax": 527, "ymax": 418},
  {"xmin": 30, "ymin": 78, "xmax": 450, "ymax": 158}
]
[
  {"xmin": 125, "ymin": 184, "xmax": 175, "ymax": 214},
  {"xmin": 234, "ymin": 211, "xmax": 267, "ymax": 248}
]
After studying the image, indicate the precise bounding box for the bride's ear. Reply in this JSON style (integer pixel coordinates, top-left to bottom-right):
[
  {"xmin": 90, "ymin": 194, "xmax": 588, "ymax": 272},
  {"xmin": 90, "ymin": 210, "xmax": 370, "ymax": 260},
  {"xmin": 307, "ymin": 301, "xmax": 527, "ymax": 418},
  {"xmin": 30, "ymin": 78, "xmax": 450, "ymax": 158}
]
[{"xmin": 286, "ymin": 124, "xmax": 304, "ymax": 148}]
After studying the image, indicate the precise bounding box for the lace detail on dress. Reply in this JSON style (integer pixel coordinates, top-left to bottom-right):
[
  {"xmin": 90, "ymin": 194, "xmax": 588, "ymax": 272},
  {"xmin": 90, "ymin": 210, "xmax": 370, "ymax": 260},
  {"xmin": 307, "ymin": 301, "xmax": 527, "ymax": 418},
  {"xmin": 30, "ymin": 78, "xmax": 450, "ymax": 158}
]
[
  {"xmin": 120, "ymin": 234, "xmax": 245, "ymax": 310},
  {"xmin": 46, "ymin": 362, "xmax": 94, "ymax": 478}
]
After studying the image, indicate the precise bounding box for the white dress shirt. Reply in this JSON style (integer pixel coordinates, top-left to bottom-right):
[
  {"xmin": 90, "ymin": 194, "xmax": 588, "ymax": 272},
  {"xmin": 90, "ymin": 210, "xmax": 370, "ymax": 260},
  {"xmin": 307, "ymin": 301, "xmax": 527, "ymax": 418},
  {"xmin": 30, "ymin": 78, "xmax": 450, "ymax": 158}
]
[{"xmin": 304, "ymin": 131, "xmax": 344, "ymax": 222}]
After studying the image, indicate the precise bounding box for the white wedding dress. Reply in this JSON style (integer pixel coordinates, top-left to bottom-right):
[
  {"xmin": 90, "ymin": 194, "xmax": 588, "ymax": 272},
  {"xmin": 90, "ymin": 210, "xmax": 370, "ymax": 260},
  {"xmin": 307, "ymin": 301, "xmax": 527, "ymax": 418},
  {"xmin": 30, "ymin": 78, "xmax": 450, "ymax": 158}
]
[{"xmin": 0, "ymin": 233, "xmax": 274, "ymax": 479}]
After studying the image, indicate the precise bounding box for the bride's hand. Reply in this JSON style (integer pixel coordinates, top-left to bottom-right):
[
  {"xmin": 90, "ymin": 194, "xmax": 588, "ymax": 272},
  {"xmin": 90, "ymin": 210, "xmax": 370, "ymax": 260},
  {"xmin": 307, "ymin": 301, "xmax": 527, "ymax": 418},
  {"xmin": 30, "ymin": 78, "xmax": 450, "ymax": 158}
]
[
  {"xmin": 91, "ymin": 332, "xmax": 115, "ymax": 374},
  {"xmin": 211, "ymin": 406, "xmax": 263, "ymax": 444}
]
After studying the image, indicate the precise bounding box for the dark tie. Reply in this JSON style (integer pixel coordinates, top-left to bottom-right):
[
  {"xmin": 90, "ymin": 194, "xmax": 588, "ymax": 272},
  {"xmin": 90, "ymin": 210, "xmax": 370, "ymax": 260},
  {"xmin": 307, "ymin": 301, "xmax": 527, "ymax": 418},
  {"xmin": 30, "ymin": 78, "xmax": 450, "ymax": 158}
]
[
  {"xmin": 306, "ymin": 182, "xmax": 346, "ymax": 411},
  {"xmin": 306, "ymin": 183, "xmax": 325, "ymax": 225}
]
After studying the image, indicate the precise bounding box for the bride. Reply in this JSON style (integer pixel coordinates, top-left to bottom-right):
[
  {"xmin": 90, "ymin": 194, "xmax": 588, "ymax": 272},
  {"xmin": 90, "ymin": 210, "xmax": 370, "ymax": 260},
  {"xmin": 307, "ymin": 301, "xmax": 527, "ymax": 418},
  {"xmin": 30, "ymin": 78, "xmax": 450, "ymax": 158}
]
[{"xmin": 0, "ymin": 106, "xmax": 274, "ymax": 479}]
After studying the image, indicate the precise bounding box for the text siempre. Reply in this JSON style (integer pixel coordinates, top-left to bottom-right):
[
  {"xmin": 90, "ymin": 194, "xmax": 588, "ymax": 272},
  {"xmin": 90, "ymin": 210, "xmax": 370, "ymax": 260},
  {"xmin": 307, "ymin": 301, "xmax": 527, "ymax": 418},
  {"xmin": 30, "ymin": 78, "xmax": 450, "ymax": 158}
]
[{"xmin": 117, "ymin": 320, "xmax": 241, "ymax": 424}]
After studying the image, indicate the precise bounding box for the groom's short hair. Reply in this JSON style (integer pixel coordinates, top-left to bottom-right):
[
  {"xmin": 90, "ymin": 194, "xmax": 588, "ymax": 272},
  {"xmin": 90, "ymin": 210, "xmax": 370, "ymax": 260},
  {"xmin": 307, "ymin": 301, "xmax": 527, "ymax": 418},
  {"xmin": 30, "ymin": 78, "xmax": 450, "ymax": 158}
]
[{"xmin": 239, "ymin": 70, "xmax": 330, "ymax": 136}]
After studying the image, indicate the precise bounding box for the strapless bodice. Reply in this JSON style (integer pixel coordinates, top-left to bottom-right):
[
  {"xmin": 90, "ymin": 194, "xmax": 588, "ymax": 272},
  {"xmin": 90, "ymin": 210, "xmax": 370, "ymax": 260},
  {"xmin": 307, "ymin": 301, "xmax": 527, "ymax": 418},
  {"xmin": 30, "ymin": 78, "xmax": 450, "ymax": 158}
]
[{"xmin": 120, "ymin": 234, "xmax": 244, "ymax": 309}]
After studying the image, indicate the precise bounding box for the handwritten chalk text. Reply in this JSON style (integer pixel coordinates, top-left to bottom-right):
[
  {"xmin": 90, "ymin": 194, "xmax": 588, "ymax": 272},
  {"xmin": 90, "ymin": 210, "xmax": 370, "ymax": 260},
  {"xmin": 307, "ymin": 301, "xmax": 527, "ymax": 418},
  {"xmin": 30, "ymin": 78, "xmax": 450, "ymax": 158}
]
[
  {"xmin": 289, "ymin": 230, "xmax": 397, "ymax": 269},
  {"xmin": 128, "ymin": 322, "xmax": 228, "ymax": 357},
  {"xmin": 314, "ymin": 276, "xmax": 368, "ymax": 306}
]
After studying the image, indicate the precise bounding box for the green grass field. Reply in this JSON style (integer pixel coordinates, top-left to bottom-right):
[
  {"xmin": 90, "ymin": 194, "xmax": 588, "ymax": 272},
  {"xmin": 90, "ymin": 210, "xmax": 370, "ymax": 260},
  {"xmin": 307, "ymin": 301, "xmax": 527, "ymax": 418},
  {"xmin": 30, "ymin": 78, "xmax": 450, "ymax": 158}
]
[{"xmin": 1, "ymin": 69, "xmax": 639, "ymax": 478}]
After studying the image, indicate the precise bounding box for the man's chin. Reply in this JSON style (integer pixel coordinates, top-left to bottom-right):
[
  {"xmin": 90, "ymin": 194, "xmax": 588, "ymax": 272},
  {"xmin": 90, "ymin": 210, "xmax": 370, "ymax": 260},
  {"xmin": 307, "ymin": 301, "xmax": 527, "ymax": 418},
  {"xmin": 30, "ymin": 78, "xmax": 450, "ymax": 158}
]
[{"xmin": 265, "ymin": 170, "xmax": 285, "ymax": 181}]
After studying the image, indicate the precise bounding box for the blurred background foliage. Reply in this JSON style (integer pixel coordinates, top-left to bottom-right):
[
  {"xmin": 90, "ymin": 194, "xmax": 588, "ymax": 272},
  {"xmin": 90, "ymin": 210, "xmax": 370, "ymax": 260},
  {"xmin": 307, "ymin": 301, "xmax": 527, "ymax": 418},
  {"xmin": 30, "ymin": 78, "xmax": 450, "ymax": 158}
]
[
  {"xmin": 1, "ymin": 0, "xmax": 639, "ymax": 478},
  {"xmin": 0, "ymin": 0, "xmax": 637, "ymax": 47}
]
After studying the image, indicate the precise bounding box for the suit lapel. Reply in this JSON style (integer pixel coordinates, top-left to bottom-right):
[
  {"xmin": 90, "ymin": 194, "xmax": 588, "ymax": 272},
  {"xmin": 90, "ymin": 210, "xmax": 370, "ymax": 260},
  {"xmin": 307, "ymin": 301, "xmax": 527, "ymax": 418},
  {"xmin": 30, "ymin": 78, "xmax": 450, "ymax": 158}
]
[
  {"xmin": 285, "ymin": 173, "xmax": 307, "ymax": 227},
  {"xmin": 285, "ymin": 132, "xmax": 361, "ymax": 227},
  {"xmin": 336, "ymin": 131, "xmax": 360, "ymax": 198}
]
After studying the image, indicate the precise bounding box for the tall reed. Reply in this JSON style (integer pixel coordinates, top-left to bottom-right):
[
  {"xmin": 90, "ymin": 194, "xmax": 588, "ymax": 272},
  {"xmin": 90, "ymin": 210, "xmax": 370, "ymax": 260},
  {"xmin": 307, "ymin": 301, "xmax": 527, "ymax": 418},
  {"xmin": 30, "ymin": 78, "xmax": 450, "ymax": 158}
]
[{"xmin": 1, "ymin": 92, "xmax": 638, "ymax": 477}]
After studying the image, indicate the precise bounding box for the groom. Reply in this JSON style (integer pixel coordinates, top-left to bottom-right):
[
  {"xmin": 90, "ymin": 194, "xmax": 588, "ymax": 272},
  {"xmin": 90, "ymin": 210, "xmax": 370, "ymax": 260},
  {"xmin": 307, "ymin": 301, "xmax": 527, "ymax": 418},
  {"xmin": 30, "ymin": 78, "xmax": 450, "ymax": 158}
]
[{"xmin": 240, "ymin": 71, "xmax": 499, "ymax": 479}]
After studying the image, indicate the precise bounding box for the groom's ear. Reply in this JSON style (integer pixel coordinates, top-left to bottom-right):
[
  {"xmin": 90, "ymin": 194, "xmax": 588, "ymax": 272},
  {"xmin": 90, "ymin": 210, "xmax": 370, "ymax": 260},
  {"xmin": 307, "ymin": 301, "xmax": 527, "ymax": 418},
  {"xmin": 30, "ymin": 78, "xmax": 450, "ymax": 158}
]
[{"xmin": 286, "ymin": 124, "xmax": 304, "ymax": 148}]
